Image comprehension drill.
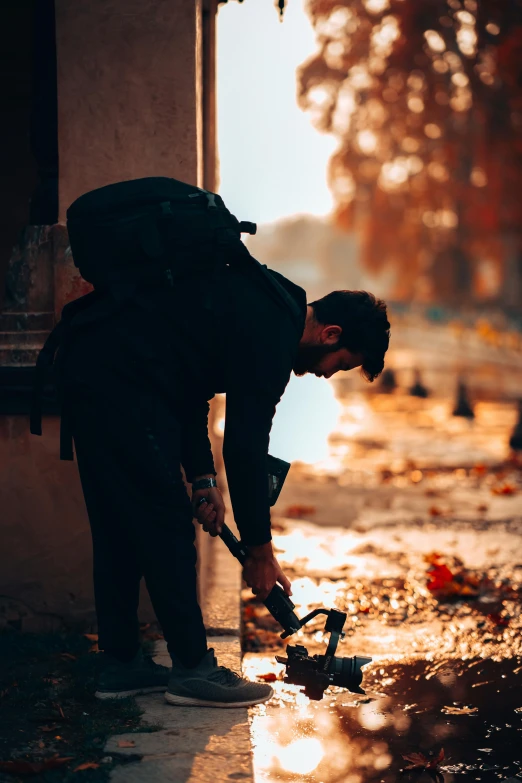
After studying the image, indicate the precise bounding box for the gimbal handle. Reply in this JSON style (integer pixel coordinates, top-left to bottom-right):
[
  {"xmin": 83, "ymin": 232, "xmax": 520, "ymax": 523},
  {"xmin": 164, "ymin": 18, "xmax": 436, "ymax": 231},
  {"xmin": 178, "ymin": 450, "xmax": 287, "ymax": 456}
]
[{"xmin": 219, "ymin": 523, "xmax": 302, "ymax": 636}]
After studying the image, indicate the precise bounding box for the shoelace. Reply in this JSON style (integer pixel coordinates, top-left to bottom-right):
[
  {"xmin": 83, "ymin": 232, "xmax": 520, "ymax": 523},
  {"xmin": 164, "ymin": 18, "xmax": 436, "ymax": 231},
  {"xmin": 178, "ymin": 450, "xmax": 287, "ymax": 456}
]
[{"xmin": 207, "ymin": 666, "xmax": 242, "ymax": 686}]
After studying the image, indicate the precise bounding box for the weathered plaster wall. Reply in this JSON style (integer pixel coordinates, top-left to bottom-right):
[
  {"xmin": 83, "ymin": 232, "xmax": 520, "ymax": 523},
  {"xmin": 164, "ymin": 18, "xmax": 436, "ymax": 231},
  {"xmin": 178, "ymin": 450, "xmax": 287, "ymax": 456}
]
[
  {"xmin": 0, "ymin": 416, "xmax": 93, "ymax": 630},
  {"xmin": 55, "ymin": 0, "xmax": 202, "ymax": 219},
  {"xmin": 1, "ymin": 0, "xmax": 214, "ymax": 631}
]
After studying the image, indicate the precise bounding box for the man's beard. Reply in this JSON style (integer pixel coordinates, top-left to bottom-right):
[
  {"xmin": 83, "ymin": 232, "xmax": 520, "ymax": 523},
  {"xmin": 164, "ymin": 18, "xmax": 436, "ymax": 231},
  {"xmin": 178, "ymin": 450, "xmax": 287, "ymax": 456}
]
[{"xmin": 293, "ymin": 342, "xmax": 339, "ymax": 377}]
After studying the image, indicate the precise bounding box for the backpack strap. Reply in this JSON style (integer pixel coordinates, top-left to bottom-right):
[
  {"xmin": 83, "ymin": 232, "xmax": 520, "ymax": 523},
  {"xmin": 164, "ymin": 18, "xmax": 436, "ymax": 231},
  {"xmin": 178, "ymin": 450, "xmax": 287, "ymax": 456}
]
[
  {"xmin": 30, "ymin": 290, "xmax": 101, "ymax": 460},
  {"xmin": 231, "ymin": 241, "xmax": 304, "ymax": 330},
  {"xmin": 30, "ymin": 320, "xmax": 67, "ymax": 437}
]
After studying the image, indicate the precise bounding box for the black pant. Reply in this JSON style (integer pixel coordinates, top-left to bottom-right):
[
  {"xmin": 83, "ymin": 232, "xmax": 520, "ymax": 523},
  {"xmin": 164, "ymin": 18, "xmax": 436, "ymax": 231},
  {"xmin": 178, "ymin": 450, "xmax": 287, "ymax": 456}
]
[{"xmin": 69, "ymin": 386, "xmax": 208, "ymax": 667}]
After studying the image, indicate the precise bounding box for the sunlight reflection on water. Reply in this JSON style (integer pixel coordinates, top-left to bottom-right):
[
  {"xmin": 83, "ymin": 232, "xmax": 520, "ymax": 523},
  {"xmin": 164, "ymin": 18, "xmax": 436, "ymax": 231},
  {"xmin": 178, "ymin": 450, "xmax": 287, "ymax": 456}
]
[{"xmin": 244, "ymin": 387, "xmax": 521, "ymax": 783}]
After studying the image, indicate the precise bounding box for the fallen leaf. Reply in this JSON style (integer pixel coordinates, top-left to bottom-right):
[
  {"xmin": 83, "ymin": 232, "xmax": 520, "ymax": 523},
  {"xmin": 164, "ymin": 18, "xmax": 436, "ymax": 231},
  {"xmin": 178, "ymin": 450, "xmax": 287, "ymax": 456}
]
[
  {"xmin": 59, "ymin": 652, "xmax": 77, "ymax": 661},
  {"xmin": 403, "ymin": 748, "xmax": 445, "ymax": 770},
  {"xmin": 403, "ymin": 752, "xmax": 430, "ymax": 770},
  {"xmin": 427, "ymin": 563, "xmax": 454, "ymax": 592},
  {"xmin": 442, "ymin": 705, "xmax": 479, "ymax": 715},
  {"xmin": 0, "ymin": 755, "xmax": 74, "ymax": 775},
  {"xmin": 491, "ymin": 483, "xmax": 518, "ymax": 496},
  {"xmin": 284, "ymin": 504, "xmax": 317, "ymax": 518},
  {"xmin": 73, "ymin": 761, "xmax": 100, "ymax": 771},
  {"xmin": 117, "ymin": 740, "xmax": 136, "ymax": 748},
  {"xmin": 257, "ymin": 672, "xmax": 277, "ymax": 682},
  {"xmin": 425, "ymin": 554, "xmax": 483, "ymax": 600},
  {"xmin": 487, "ymin": 613, "xmax": 510, "ymax": 627},
  {"xmin": 39, "ymin": 725, "xmax": 59, "ymax": 732},
  {"xmin": 83, "ymin": 633, "xmax": 98, "ymax": 642}
]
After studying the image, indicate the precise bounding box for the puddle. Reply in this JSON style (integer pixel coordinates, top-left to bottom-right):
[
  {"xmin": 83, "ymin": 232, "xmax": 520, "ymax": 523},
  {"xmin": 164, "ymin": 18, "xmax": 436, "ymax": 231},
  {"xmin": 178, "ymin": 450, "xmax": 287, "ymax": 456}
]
[
  {"xmin": 243, "ymin": 391, "xmax": 522, "ymax": 783},
  {"xmin": 247, "ymin": 655, "xmax": 522, "ymax": 783}
]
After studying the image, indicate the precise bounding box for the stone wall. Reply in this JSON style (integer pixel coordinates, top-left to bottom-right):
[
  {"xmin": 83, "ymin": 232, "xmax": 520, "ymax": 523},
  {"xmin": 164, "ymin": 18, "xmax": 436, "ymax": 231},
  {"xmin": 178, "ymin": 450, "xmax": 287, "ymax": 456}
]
[{"xmin": 0, "ymin": 0, "xmax": 220, "ymax": 632}]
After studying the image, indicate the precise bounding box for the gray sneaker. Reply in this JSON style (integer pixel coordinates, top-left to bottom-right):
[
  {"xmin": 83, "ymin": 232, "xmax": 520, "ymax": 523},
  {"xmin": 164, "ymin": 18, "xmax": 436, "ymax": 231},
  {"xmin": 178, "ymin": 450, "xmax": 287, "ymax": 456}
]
[
  {"xmin": 95, "ymin": 648, "xmax": 170, "ymax": 699},
  {"xmin": 165, "ymin": 649, "xmax": 273, "ymax": 708}
]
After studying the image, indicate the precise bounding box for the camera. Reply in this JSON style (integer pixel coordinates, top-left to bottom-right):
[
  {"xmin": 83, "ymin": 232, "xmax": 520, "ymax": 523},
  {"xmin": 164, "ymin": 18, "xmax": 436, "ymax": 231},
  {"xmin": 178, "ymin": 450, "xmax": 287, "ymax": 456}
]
[
  {"xmin": 275, "ymin": 608, "xmax": 372, "ymax": 700},
  {"xmin": 218, "ymin": 455, "xmax": 373, "ymax": 700}
]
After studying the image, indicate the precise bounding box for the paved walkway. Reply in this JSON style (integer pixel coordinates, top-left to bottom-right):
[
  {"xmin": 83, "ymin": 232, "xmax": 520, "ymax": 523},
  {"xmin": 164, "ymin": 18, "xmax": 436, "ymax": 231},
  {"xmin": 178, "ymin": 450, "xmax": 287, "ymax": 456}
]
[{"xmin": 105, "ymin": 532, "xmax": 254, "ymax": 783}]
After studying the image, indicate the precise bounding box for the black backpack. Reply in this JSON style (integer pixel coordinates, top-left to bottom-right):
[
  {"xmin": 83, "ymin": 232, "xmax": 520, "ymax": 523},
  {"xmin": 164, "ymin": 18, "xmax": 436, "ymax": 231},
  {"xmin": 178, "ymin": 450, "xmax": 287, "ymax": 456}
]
[
  {"xmin": 66, "ymin": 176, "xmax": 257, "ymax": 290},
  {"xmin": 31, "ymin": 177, "xmax": 304, "ymax": 458}
]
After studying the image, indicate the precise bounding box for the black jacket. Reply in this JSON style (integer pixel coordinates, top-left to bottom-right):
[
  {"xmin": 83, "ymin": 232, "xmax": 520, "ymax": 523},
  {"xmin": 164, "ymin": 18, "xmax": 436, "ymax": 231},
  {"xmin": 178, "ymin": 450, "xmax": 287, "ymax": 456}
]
[{"xmin": 59, "ymin": 261, "xmax": 307, "ymax": 546}]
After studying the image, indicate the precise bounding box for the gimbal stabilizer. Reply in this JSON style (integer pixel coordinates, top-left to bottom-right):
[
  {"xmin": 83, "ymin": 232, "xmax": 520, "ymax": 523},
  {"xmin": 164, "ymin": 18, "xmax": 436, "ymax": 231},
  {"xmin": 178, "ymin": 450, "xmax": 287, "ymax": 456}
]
[
  {"xmin": 216, "ymin": 455, "xmax": 372, "ymax": 701},
  {"xmin": 220, "ymin": 523, "xmax": 371, "ymax": 700}
]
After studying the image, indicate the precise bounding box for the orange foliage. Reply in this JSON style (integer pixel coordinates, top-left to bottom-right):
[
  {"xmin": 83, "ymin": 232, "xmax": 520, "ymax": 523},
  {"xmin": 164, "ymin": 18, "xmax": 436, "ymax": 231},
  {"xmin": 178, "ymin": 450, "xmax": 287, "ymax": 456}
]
[{"xmin": 298, "ymin": 0, "xmax": 522, "ymax": 305}]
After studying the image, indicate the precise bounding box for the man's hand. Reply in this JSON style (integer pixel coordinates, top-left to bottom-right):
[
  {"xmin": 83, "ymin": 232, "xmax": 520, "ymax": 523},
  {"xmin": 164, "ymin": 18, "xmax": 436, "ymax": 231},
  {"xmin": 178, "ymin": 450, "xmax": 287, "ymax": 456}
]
[
  {"xmin": 192, "ymin": 485, "xmax": 225, "ymax": 537},
  {"xmin": 243, "ymin": 542, "xmax": 292, "ymax": 601}
]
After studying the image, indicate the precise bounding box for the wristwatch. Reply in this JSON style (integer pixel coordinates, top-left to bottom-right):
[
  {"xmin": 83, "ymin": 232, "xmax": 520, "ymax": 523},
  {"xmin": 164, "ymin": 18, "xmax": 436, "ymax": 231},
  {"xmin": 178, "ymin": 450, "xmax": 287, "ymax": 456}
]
[{"xmin": 192, "ymin": 477, "xmax": 218, "ymax": 491}]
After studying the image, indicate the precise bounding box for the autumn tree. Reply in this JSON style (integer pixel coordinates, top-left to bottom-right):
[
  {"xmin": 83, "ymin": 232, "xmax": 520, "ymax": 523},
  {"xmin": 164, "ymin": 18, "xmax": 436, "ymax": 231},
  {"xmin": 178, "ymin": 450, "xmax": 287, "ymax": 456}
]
[{"xmin": 298, "ymin": 0, "xmax": 522, "ymax": 307}]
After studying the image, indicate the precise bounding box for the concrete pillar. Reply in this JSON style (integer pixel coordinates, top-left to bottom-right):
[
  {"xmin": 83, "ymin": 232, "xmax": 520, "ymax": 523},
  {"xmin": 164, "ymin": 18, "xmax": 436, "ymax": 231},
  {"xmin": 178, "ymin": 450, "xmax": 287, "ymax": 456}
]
[
  {"xmin": 0, "ymin": 0, "xmax": 216, "ymax": 631},
  {"xmin": 55, "ymin": 0, "xmax": 204, "ymax": 218}
]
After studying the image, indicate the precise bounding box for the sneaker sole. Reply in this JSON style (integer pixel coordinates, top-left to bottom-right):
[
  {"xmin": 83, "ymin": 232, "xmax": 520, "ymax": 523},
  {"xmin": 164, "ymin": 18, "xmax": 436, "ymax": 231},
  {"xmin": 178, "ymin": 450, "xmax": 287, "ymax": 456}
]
[
  {"xmin": 164, "ymin": 688, "xmax": 274, "ymax": 708},
  {"xmin": 95, "ymin": 685, "xmax": 167, "ymax": 700}
]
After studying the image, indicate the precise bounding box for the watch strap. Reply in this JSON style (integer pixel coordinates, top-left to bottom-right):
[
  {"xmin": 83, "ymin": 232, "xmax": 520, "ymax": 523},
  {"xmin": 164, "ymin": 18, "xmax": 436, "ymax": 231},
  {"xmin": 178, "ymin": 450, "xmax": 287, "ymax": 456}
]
[{"xmin": 192, "ymin": 477, "xmax": 218, "ymax": 491}]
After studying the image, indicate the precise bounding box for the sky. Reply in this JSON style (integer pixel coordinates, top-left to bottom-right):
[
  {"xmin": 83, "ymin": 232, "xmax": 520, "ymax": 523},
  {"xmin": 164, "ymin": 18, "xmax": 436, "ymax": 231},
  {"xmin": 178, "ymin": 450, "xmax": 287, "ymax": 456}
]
[
  {"xmin": 217, "ymin": 0, "xmax": 343, "ymax": 463},
  {"xmin": 216, "ymin": 0, "xmax": 338, "ymax": 226}
]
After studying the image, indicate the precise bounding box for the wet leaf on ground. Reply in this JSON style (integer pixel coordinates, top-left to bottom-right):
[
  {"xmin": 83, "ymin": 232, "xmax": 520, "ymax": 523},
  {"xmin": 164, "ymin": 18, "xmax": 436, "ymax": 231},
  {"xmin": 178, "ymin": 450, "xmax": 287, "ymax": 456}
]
[
  {"xmin": 403, "ymin": 747, "xmax": 445, "ymax": 770},
  {"xmin": 73, "ymin": 761, "xmax": 100, "ymax": 771},
  {"xmin": 491, "ymin": 483, "xmax": 518, "ymax": 495},
  {"xmin": 284, "ymin": 504, "xmax": 317, "ymax": 518}
]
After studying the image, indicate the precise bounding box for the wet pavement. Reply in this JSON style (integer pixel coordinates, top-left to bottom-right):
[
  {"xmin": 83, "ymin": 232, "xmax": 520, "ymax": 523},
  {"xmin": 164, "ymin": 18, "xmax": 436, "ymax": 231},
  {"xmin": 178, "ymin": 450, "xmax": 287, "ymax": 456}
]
[{"xmin": 241, "ymin": 389, "xmax": 522, "ymax": 783}]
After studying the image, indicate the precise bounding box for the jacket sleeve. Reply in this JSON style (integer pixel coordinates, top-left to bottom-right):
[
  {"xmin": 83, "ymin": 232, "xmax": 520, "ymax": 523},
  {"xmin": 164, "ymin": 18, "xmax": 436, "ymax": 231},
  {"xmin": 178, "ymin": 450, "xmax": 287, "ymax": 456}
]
[
  {"xmin": 223, "ymin": 330, "xmax": 295, "ymax": 546},
  {"xmin": 180, "ymin": 398, "xmax": 217, "ymax": 483},
  {"xmin": 223, "ymin": 389, "xmax": 277, "ymax": 546}
]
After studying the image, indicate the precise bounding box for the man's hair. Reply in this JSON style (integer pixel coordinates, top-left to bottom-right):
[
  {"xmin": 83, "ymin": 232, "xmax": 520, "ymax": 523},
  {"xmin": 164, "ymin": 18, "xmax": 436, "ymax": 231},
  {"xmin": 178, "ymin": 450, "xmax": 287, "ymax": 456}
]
[{"xmin": 309, "ymin": 291, "xmax": 390, "ymax": 382}]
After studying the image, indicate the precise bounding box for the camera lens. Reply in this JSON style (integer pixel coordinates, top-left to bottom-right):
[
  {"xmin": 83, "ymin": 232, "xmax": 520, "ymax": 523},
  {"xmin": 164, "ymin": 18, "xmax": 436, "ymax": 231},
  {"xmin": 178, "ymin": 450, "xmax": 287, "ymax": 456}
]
[{"xmin": 332, "ymin": 655, "xmax": 372, "ymax": 694}]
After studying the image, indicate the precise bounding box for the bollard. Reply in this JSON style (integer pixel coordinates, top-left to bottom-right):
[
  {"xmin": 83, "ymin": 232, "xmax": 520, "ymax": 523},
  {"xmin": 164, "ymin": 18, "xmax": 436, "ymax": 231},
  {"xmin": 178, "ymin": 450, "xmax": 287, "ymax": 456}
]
[
  {"xmin": 452, "ymin": 381, "xmax": 475, "ymax": 419},
  {"xmin": 380, "ymin": 368, "xmax": 397, "ymax": 393},
  {"xmin": 509, "ymin": 400, "xmax": 522, "ymax": 451},
  {"xmin": 409, "ymin": 369, "xmax": 429, "ymax": 398}
]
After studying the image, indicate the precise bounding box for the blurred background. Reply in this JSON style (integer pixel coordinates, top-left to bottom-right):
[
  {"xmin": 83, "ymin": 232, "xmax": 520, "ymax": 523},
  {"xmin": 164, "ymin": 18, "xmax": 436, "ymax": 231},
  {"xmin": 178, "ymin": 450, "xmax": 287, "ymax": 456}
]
[
  {"xmin": 217, "ymin": 9, "xmax": 522, "ymax": 780},
  {"xmin": 216, "ymin": 0, "xmax": 522, "ymax": 468}
]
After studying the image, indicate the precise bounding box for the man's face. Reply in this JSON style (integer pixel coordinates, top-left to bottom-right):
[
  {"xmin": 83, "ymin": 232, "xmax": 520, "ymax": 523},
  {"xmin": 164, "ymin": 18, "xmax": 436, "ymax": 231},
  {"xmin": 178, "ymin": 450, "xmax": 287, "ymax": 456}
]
[{"xmin": 293, "ymin": 342, "xmax": 363, "ymax": 379}]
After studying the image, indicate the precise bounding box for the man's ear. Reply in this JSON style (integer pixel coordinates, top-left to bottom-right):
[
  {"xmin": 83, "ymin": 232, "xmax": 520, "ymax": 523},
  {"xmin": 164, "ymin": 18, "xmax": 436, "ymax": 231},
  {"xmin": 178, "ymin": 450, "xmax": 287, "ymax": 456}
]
[{"xmin": 321, "ymin": 325, "xmax": 342, "ymax": 345}]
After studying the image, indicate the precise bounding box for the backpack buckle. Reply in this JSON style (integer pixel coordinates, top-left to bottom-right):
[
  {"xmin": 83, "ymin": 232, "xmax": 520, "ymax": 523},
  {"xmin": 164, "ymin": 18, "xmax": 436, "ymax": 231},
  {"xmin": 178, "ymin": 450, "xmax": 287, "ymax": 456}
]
[{"xmin": 238, "ymin": 221, "xmax": 257, "ymax": 235}]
